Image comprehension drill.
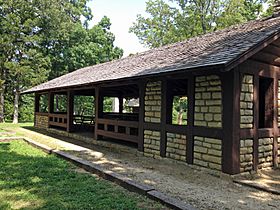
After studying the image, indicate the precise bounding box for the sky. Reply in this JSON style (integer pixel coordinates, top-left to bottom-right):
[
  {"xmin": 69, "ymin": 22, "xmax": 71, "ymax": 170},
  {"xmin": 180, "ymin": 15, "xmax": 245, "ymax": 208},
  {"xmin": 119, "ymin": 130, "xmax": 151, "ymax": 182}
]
[{"xmin": 88, "ymin": 0, "xmax": 149, "ymax": 57}]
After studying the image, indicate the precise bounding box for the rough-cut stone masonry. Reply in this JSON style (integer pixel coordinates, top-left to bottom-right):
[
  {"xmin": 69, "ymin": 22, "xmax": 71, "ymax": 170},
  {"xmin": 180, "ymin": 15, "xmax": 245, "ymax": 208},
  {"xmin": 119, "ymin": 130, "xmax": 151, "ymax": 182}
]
[
  {"xmin": 144, "ymin": 130, "xmax": 160, "ymax": 158},
  {"xmin": 240, "ymin": 75, "xmax": 254, "ymax": 128},
  {"xmin": 278, "ymin": 80, "xmax": 280, "ymax": 127},
  {"xmin": 35, "ymin": 114, "xmax": 48, "ymax": 129},
  {"xmin": 166, "ymin": 133, "xmax": 186, "ymax": 161},
  {"xmin": 194, "ymin": 75, "xmax": 222, "ymax": 128},
  {"xmin": 193, "ymin": 136, "xmax": 222, "ymax": 170},
  {"xmin": 240, "ymin": 139, "xmax": 253, "ymax": 172},
  {"xmin": 144, "ymin": 81, "xmax": 161, "ymax": 123},
  {"xmin": 258, "ymin": 138, "xmax": 273, "ymax": 169}
]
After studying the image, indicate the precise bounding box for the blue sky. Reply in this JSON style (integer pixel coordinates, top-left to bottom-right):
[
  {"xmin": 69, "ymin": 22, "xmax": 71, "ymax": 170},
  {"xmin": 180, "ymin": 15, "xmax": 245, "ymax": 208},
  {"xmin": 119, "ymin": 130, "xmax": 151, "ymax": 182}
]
[{"xmin": 89, "ymin": 0, "xmax": 149, "ymax": 57}]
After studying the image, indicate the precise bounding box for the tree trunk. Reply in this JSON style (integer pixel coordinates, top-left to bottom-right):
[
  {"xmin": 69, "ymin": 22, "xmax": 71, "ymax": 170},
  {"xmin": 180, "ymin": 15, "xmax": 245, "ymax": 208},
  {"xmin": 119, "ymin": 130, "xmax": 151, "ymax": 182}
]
[
  {"xmin": 13, "ymin": 88, "xmax": 20, "ymax": 124},
  {"xmin": 177, "ymin": 108, "xmax": 183, "ymax": 125},
  {"xmin": 0, "ymin": 86, "xmax": 4, "ymax": 123}
]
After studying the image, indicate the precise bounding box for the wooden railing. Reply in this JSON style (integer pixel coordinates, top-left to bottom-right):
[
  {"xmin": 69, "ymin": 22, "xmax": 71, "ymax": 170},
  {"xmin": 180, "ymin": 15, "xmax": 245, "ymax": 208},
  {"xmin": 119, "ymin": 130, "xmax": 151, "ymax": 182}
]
[
  {"xmin": 48, "ymin": 113, "xmax": 67, "ymax": 128},
  {"xmin": 96, "ymin": 118, "xmax": 139, "ymax": 143}
]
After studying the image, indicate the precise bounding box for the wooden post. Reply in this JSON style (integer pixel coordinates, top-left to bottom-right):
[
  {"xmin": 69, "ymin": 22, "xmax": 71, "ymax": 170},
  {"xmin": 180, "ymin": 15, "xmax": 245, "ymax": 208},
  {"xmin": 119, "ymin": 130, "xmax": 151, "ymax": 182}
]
[
  {"xmin": 48, "ymin": 92, "xmax": 54, "ymax": 128},
  {"xmin": 34, "ymin": 93, "xmax": 40, "ymax": 126},
  {"xmin": 273, "ymin": 75, "xmax": 279, "ymax": 168},
  {"xmin": 222, "ymin": 69, "xmax": 240, "ymax": 174},
  {"xmin": 67, "ymin": 90, "xmax": 74, "ymax": 132},
  {"xmin": 186, "ymin": 76, "xmax": 195, "ymax": 164},
  {"xmin": 138, "ymin": 81, "xmax": 145, "ymax": 151},
  {"xmin": 160, "ymin": 80, "xmax": 167, "ymax": 157},
  {"xmin": 253, "ymin": 74, "xmax": 259, "ymax": 171},
  {"xmin": 94, "ymin": 87, "xmax": 103, "ymax": 140},
  {"xmin": 119, "ymin": 95, "xmax": 123, "ymax": 114},
  {"xmin": 48, "ymin": 92, "xmax": 54, "ymax": 114}
]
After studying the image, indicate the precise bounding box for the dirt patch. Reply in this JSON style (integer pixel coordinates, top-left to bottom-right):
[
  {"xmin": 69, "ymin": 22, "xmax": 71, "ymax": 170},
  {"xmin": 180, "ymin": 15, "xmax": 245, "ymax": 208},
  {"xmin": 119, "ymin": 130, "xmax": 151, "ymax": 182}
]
[{"xmin": 18, "ymin": 127, "xmax": 280, "ymax": 210}]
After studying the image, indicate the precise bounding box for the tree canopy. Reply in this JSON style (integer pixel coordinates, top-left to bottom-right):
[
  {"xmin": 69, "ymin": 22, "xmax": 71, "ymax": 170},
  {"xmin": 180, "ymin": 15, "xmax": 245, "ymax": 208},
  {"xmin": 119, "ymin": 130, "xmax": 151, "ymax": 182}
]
[
  {"xmin": 130, "ymin": 0, "xmax": 270, "ymax": 48},
  {"xmin": 0, "ymin": 0, "xmax": 123, "ymax": 123}
]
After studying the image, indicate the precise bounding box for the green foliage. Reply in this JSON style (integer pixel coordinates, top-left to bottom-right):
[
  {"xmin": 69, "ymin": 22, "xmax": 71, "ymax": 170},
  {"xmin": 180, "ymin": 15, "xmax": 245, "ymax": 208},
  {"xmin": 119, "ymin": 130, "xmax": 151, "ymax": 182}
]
[
  {"xmin": 53, "ymin": 95, "xmax": 67, "ymax": 113},
  {"xmin": 103, "ymin": 97, "xmax": 116, "ymax": 113},
  {"xmin": 0, "ymin": 140, "xmax": 163, "ymax": 209},
  {"xmin": 74, "ymin": 96, "xmax": 95, "ymax": 116},
  {"xmin": 130, "ymin": 0, "xmax": 269, "ymax": 48},
  {"xmin": 172, "ymin": 96, "xmax": 188, "ymax": 125},
  {"xmin": 0, "ymin": 0, "xmax": 123, "ymax": 122}
]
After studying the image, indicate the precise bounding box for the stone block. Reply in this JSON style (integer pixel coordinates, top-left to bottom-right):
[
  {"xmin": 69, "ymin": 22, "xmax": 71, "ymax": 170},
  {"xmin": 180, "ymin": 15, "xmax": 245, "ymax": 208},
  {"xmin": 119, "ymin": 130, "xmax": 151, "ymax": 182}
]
[
  {"xmin": 208, "ymin": 149, "xmax": 222, "ymax": 157},
  {"xmin": 206, "ymin": 100, "xmax": 221, "ymax": 106},
  {"xmin": 207, "ymin": 86, "xmax": 221, "ymax": 91},
  {"xmin": 202, "ymin": 92, "xmax": 211, "ymax": 99},
  {"xmin": 196, "ymin": 100, "xmax": 205, "ymax": 106},
  {"xmin": 204, "ymin": 138, "xmax": 221, "ymax": 145},
  {"xmin": 212, "ymin": 92, "xmax": 222, "ymax": 99},
  {"xmin": 195, "ymin": 93, "xmax": 202, "ymax": 99},
  {"xmin": 205, "ymin": 113, "xmax": 213, "ymax": 121},
  {"xmin": 195, "ymin": 87, "xmax": 206, "ymax": 92},
  {"xmin": 194, "ymin": 159, "xmax": 208, "ymax": 167},
  {"xmin": 244, "ymin": 139, "xmax": 253, "ymax": 147},
  {"xmin": 207, "ymin": 75, "xmax": 219, "ymax": 80},
  {"xmin": 194, "ymin": 146, "xmax": 207, "ymax": 154},
  {"xmin": 195, "ymin": 113, "xmax": 204, "ymax": 121},
  {"xmin": 208, "ymin": 163, "xmax": 221, "ymax": 170},
  {"xmin": 202, "ymin": 154, "xmax": 221, "ymax": 164},
  {"xmin": 209, "ymin": 106, "xmax": 222, "ymax": 113},
  {"xmin": 194, "ymin": 121, "xmax": 207, "ymax": 126},
  {"xmin": 196, "ymin": 76, "xmax": 206, "ymax": 82},
  {"xmin": 201, "ymin": 107, "xmax": 208, "ymax": 113}
]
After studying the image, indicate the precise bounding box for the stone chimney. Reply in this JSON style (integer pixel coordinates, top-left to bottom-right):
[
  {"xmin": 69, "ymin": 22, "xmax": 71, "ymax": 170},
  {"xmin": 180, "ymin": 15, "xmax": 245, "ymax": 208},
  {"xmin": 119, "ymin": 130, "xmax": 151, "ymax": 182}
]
[{"xmin": 273, "ymin": 0, "xmax": 280, "ymax": 17}]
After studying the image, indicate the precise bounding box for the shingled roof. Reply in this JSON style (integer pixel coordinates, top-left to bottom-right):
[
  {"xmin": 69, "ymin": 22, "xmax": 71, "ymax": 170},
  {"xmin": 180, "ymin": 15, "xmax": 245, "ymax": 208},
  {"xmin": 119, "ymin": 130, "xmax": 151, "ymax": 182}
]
[{"xmin": 24, "ymin": 16, "xmax": 280, "ymax": 93}]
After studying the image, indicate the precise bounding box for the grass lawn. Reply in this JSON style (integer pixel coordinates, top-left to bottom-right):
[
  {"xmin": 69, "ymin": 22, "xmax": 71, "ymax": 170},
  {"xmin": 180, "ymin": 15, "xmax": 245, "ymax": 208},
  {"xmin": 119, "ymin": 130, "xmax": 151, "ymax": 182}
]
[{"xmin": 0, "ymin": 140, "xmax": 164, "ymax": 210}]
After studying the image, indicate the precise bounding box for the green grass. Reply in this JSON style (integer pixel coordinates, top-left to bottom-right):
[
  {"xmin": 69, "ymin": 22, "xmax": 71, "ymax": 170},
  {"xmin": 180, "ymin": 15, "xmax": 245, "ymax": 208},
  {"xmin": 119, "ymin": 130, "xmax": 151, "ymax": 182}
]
[
  {"xmin": 0, "ymin": 140, "xmax": 163, "ymax": 210},
  {"xmin": 0, "ymin": 122, "xmax": 33, "ymax": 136}
]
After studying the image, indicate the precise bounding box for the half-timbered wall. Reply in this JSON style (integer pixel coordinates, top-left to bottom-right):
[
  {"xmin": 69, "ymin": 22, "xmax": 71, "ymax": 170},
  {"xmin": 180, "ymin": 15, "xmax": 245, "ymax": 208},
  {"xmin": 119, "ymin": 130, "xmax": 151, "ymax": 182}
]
[{"xmin": 239, "ymin": 38, "xmax": 280, "ymax": 172}]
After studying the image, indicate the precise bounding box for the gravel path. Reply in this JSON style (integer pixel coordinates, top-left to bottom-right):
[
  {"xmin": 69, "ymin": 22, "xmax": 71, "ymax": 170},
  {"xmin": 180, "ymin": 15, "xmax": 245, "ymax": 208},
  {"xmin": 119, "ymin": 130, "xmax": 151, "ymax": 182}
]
[{"xmin": 18, "ymin": 128, "xmax": 280, "ymax": 210}]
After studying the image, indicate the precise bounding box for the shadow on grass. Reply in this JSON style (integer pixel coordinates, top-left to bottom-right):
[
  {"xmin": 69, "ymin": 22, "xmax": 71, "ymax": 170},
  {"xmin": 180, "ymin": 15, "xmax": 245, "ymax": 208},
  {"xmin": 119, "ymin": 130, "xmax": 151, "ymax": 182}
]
[{"xmin": 0, "ymin": 141, "xmax": 160, "ymax": 210}]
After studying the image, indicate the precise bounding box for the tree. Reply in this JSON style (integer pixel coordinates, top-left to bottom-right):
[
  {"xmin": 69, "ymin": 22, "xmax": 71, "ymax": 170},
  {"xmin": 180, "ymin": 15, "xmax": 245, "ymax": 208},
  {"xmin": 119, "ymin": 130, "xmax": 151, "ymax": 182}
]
[
  {"xmin": 130, "ymin": 0, "xmax": 268, "ymax": 48},
  {"xmin": 0, "ymin": 0, "xmax": 123, "ymax": 123}
]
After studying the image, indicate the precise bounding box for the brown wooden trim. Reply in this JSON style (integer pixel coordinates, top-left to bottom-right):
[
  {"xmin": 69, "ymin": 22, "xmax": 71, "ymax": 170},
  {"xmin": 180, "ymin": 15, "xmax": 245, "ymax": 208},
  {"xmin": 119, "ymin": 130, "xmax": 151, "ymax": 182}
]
[
  {"xmin": 253, "ymin": 74, "xmax": 259, "ymax": 170},
  {"xmin": 166, "ymin": 124, "xmax": 186, "ymax": 135},
  {"xmin": 252, "ymin": 51, "xmax": 280, "ymax": 67},
  {"xmin": 94, "ymin": 87, "xmax": 100, "ymax": 140},
  {"xmin": 143, "ymin": 122, "xmax": 161, "ymax": 131},
  {"xmin": 186, "ymin": 76, "xmax": 194, "ymax": 164},
  {"xmin": 273, "ymin": 76, "xmax": 279, "ymax": 167},
  {"xmin": 240, "ymin": 129, "xmax": 254, "ymax": 138},
  {"xmin": 192, "ymin": 127, "xmax": 223, "ymax": 139},
  {"xmin": 67, "ymin": 90, "xmax": 74, "ymax": 132},
  {"xmin": 35, "ymin": 112, "xmax": 49, "ymax": 116},
  {"xmin": 160, "ymin": 80, "xmax": 167, "ymax": 157},
  {"xmin": 239, "ymin": 60, "xmax": 280, "ymax": 74},
  {"xmin": 138, "ymin": 81, "xmax": 145, "ymax": 151},
  {"xmin": 258, "ymin": 128, "xmax": 274, "ymax": 138},
  {"xmin": 96, "ymin": 129, "xmax": 138, "ymax": 143},
  {"xmin": 97, "ymin": 118, "xmax": 139, "ymax": 128},
  {"xmin": 221, "ymin": 69, "xmax": 240, "ymax": 174}
]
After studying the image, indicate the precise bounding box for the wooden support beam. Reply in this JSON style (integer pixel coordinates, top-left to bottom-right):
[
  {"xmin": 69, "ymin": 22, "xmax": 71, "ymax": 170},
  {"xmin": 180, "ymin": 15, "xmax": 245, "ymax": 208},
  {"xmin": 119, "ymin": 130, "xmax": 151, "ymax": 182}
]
[
  {"xmin": 186, "ymin": 76, "xmax": 194, "ymax": 164},
  {"xmin": 138, "ymin": 81, "xmax": 145, "ymax": 152},
  {"xmin": 119, "ymin": 95, "xmax": 123, "ymax": 114},
  {"xmin": 252, "ymin": 51, "xmax": 280, "ymax": 67},
  {"xmin": 160, "ymin": 80, "xmax": 167, "ymax": 157},
  {"xmin": 48, "ymin": 92, "xmax": 54, "ymax": 114},
  {"xmin": 253, "ymin": 74, "xmax": 259, "ymax": 171},
  {"xmin": 67, "ymin": 90, "xmax": 74, "ymax": 132},
  {"xmin": 273, "ymin": 75, "xmax": 279, "ymax": 168},
  {"xmin": 222, "ymin": 69, "xmax": 240, "ymax": 174},
  {"xmin": 94, "ymin": 87, "xmax": 100, "ymax": 140}
]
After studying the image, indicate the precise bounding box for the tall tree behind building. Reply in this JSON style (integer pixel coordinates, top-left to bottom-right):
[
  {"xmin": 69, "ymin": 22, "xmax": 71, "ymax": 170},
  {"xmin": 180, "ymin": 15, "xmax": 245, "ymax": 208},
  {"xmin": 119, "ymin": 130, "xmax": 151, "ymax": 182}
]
[{"xmin": 130, "ymin": 0, "xmax": 267, "ymax": 48}]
